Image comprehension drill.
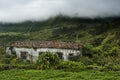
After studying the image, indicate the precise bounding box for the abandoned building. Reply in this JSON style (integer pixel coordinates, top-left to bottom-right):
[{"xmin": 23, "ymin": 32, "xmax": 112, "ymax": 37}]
[{"xmin": 6, "ymin": 41, "xmax": 82, "ymax": 62}]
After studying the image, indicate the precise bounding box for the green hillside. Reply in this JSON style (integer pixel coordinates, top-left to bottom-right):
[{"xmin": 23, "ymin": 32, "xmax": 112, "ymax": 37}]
[{"xmin": 0, "ymin": 16, "xmax": 120, "ymax": 56}]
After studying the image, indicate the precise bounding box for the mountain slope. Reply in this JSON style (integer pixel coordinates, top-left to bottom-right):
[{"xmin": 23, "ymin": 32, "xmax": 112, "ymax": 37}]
[{"xmin": 0, "ymin": 16, "xmax": 120, "ymax": 56}]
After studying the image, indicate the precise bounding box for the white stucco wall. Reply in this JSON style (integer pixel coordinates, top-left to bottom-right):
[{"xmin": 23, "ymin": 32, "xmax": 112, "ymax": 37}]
[
  {"xmin": 6, "ymin": 47, "xmax": 81, "ymax": 62},
  {"xmin": 6, "ymin": 47, "xmax": 11, "ymax": 55}
]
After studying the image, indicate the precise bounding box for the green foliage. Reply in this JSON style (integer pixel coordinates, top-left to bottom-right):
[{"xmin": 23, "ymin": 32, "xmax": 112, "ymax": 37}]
[
  {"xmin": 10, "ymin": 58, "xmax": 23, "ymax": 65},
  {"xmin": 0, "ymin": 70, "xmax": 120, "ymax": 80},
  {"xmin": 0, "ymin": 64, "xmax": 37, "ymax": 71},
  {"xmin": 92, "ymin": 54, "xmax": 120, "ymax": 66},
  {"xmin": 0, "ymin": 16, "xmax": 119, "ymax": 60},
  {"xmin": 58, "ymin": 61, "xmax": 86, "ymax": 72},
  {"xmin": 0, "ymin": 16, "xmax": 119, "ymax": 43},
  {"xmin": 37, "ymin": 52, "xmax": 60, "ymax": 70},
  {"xmin": 102, "ymin": 63, "xmax": 120, "ymax": 71},
  {"xmin": 69, "ymin": 55, "xmax": 93, "ymax": 65},
  {"xmin": 0, "ymin": 64, "xmax": 10, "ymax": 70},
  {"xmin": 68, "ymin": 54, "xmax": 81, "ymax": 62},
  {"xmin": 82, "ymin": 43, "xmax": 96, "ymax": 57},
  {"xmin": 0, "ymin": 46, "xmax": 5, "ymax": 55},
  {"xmin": 1, "ymin": 58, "xmax": 11, "ymax": 64},
  {"xmin": 78, "ymin": 57, "xmax": 93, "ymax": 65},
  {"xmin": 0, "ymin": 16, "xmax": 120, "ymax": 72},
  {"xmin": 0, "ymin": 53, "xmax": 37, "ymax": 70},
  {"xmin": 87, "ymin": 64, "xmax": 103, "ymax": 71}
]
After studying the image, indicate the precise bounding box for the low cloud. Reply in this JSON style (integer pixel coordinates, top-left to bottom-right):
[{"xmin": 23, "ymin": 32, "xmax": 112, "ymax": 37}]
[{"xmin": 0, "ymin": 0, "xmax": 120, "ymax": 22}]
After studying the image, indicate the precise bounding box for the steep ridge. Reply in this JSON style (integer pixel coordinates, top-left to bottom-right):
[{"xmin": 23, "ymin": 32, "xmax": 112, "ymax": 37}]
[{"xmin": 0, "ymin": 16, "xmax": 120, "ymax": 56}]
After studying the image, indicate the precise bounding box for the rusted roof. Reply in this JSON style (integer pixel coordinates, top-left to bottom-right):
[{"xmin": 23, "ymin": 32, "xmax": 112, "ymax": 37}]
[{"xmin": 9, "ymin": 41, "xmax": 82, "ymax": 50}]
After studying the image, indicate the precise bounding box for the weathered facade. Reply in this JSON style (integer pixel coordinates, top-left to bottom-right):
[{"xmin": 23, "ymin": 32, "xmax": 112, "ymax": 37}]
[{"xmin": 6, "ymin": 41, "xmax": 82, "ymax": 62}]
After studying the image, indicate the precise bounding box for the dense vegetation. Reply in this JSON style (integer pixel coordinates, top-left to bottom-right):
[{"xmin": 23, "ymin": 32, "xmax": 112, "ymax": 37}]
[
  {"xmin": 0, "ymin": 52, "xmax": 119, "ymax": 71},
  {"xmin": 0, "ymin": 70, "xmax": 120, "ymax": 80},
  {"xmin": 0, "ymin": 16, "xmax": 120, "ymax": 79},
  {"xmin": 0, "ymin": 16, "xmax": 120, "ymax": 56},
  {"xmin": 0, "ymin": 52, "xmax": 119, "ymax": 80}
]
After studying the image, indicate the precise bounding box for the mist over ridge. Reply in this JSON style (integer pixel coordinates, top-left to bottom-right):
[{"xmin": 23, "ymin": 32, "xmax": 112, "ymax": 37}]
[{"xmin": 0, "ymin": 0, "xmax": 120, "ymax": 23}]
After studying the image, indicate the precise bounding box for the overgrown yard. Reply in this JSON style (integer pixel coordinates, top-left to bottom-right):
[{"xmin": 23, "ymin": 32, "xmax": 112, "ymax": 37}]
[{"xmin": 0, "ymin": 70, "xmax": 120, "ymax": 80}]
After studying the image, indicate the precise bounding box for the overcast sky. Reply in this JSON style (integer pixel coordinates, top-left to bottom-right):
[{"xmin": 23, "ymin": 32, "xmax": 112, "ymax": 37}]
[{"xmin": 0, "ymin": 0, "xmax": 120, "ymax": 22}]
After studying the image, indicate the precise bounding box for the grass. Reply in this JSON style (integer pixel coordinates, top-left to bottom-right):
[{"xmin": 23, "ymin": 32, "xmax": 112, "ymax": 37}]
[{"xmin": 0, "ymin": 70, "xmax": 120, "ymax": 80}]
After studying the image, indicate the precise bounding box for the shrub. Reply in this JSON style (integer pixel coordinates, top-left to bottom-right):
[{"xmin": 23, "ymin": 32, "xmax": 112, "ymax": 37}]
[
  {"xmin": 92, "ymin": 54, "xmax": 107, "ymax": 66},
  {"xmin": 69, "ymin": 54, "xmax": 81, "ymax": 62},
  {"xmin": 15, "ymin": 64, "xmax": 37, "ymax": 70},
  {"xmin": 0, "ymin": 64, "xmax": 4, "ymax": 71},
  {"xmin": 4, "ymin": 54, "xmax": 11, "ymax": 58},
  {"xmin": 37, "ymin": 52, "xmax": 60, "ymax": 70},
  {"xmin": 109, "ymin": 47, "xmax": 119, "ymax": 56},
  {"xmin": 102, "ymin": 63, "xmax": 120, "ymax": 71},
  {"xmin": 70, "ymin": 56, "xmax": 93, "ymax": 65},
  {"xmin": 10, "ymin": 58, "xmax": 24, "ymax": 65},
  {"xmin": 0, "ymin": 46, "xmax": 5, "ymax": 55},
  {"xmin": 92, "ymin": 55, "xmax": 120, "ymax": 66},
  {"xmin": 86, "ymin": 64, "xmax": 104, "ymax": 71},
  {"xmin": 0, "ymin": 64, "xmax": 12, "ymax": 70},
  {"xmin": 58, "ymin": 61, "xmax": 86, "ymax": 72},
  {"xmin": 79, "ymin": 57, "xmax": 93, "ymax": 65},
  {"xmin": 1, "ymin": 58, "xmax": 11, "ymax": 64},
  {"xmin": 83, "ymin": 44, "xmax": 94, "ymax": 57}
]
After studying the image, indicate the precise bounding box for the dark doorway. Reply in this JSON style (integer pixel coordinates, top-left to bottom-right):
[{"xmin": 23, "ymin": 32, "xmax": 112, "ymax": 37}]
[
  {"xmin": 20, "ymin": 52, "xmax": 28, "ymax": 59},
  {"xmin": 56, "ymin": 52, "xmax": 63, "ymax": 59},
  {"xmin": 68, "ymin": 53, "xmax": 74, "ymax": 59}
]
